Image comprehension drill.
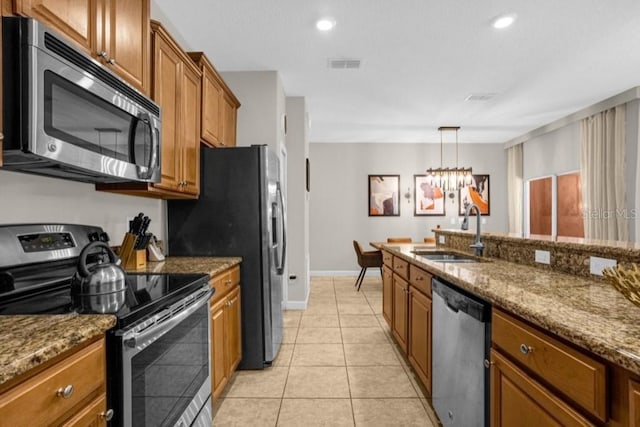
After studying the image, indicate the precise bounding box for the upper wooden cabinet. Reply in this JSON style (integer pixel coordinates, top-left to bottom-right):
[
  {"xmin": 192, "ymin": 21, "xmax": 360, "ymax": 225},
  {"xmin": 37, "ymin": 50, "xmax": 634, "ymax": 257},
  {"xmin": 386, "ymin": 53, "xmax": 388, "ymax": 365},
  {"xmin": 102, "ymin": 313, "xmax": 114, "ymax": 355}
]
[
  {"xmin": 95, "ymin": 0, "xmax": 150, "ymax": 94},
  {"xmin": 96, "ymin": 20, "xmax": 201, "ymax": 199},
  {"xmin": 188, "ymin": 52, "xmax": 240, "ymax": 148},
  {"xmin": 12, "ymin": 0, "xmax": 150, "ymax": 95}
]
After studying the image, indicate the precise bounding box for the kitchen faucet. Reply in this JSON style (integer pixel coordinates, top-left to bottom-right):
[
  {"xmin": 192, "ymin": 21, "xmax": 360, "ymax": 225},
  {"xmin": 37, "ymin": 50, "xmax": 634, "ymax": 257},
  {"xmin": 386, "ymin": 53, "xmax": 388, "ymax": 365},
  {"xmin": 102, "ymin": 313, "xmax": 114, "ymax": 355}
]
[{"xmin": 461, "ymin": 203, "xmax": 485, "ymax": 257}]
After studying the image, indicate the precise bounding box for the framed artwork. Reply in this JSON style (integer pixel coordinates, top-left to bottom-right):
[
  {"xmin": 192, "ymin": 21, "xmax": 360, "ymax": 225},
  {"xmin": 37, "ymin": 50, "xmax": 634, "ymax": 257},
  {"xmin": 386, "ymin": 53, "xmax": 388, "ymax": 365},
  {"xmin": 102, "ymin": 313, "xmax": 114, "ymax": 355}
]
[
  {"xmin": 368, "ymin": 175, "xmax": 400, "ymax": 216},
  {"xmin": 414, "ymin": 175, "xmax": 446, "ymax": 216},
  {"xmin": 459, "ymin": 174, "xmax": 490, "ymax": 215}
]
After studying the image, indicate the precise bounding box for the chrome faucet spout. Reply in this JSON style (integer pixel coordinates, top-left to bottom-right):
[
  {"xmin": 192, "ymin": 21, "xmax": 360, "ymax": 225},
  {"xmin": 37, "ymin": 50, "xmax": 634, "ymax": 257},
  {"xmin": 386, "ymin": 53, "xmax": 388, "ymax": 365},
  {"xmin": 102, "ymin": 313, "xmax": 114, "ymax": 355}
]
[{"xmin": 462, "ymin": 203, "xmax": 484, "ymax": 256}]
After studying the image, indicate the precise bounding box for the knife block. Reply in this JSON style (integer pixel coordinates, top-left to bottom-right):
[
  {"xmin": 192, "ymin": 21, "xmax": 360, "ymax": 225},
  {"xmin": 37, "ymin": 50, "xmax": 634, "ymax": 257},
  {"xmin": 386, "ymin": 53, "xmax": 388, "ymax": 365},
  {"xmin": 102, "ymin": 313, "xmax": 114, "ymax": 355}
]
[{"xmin": 118, "ymin": 233, "xmax": 147, "ymax": 270}]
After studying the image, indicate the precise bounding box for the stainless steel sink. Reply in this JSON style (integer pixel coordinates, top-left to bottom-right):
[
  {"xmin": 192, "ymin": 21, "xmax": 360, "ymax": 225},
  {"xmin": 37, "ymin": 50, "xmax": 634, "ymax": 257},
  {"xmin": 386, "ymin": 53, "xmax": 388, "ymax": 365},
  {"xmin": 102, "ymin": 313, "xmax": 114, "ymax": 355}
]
[{"xmin": 411, "ymin": 250, "xmax": 480, "ymax": 263}]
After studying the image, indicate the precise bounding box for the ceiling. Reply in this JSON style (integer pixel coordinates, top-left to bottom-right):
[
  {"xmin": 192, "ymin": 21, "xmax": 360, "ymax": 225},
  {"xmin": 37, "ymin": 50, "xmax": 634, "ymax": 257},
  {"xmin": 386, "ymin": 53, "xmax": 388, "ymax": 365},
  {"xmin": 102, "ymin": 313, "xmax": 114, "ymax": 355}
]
[{"xmin": 152, "ymin": 0, "xmax": 640, "ymax": 144}]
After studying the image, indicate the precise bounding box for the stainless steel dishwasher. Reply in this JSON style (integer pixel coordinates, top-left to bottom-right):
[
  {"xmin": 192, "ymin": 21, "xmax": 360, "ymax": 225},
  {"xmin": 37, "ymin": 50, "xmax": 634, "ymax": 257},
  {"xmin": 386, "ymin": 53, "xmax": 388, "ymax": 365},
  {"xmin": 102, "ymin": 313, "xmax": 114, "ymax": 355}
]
[{"xmin": 431, "ymin": 277, "xmax": 491, "ymax": 427}]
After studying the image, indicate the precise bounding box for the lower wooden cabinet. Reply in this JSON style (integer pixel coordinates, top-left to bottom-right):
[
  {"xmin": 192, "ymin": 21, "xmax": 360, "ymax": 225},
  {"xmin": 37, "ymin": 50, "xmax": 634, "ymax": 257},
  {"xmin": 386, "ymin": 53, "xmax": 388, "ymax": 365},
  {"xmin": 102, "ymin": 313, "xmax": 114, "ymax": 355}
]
[
  {"xmin": 408, "ymin": 285, "xmax": 432, "ymax": 395},
  {"xmin": 490, "ymin": 349, "xmax": 594, "ymax": 427},
  {"xmin": 631, "ymin": 379, "xmax": 640, "ymax": 427},
  {"xmin": 210, "ymin": 266, "xmax": 242, "ymax": 403},
  {"xmin": 392, "ymin": 273, "xmax": 409, "ymax": 354},
  {"xmin": 0, "ymin": 338, "xmax": 110, "ymax": 426},
  {"xmin": 382, "ymin": 265, "xmax": 393, "ymax": 326}
]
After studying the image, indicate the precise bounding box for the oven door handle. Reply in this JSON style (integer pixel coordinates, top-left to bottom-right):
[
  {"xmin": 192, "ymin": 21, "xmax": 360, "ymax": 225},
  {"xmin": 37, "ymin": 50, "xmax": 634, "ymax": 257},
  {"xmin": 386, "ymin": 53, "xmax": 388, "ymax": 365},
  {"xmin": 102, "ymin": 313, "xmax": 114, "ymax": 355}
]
[{"xmin": 122, "ymin": 289, "xmax": 212, "ymax": 351}]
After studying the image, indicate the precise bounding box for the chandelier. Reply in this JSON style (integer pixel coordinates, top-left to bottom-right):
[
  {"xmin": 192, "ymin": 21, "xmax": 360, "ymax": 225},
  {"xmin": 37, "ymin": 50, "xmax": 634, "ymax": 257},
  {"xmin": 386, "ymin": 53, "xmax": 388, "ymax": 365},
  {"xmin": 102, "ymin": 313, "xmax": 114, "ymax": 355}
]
[{"xmin": 426, "ymin": 126, "xmax": 473, "ymax": 191}]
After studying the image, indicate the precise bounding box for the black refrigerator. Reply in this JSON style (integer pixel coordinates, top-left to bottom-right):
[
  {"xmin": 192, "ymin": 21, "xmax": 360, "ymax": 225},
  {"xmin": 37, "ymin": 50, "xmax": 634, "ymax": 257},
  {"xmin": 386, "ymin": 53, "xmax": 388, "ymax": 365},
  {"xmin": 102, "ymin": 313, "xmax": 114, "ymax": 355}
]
[{"xmin": 167, "ymin": 145, "xmax": 285, "ymax": 369}]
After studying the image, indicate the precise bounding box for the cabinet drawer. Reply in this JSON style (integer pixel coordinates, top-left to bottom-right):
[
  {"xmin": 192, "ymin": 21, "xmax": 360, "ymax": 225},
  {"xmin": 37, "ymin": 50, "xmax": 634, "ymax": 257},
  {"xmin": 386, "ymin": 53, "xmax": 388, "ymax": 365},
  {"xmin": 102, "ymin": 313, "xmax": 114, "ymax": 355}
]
[
  {"xmin": 409, "ymin": 264, "xmax": 431, "ymax": 297},
  {"xmin": 382, "ymin": 250, "xmax": 393, "ymax": 267},
  {"xmin": 392, "ymin": 257, "xmax": 409, "ymax": 280},
  {"xmin": 210, "ymin": 266, "xmax": 240, "ymax": 304},
  {"xmin": 492, "ymin": 309, "xmax": 606, "ymax": 421},
  {"xmin": 0, "ymin": 339, "xmax": 105, "ymax": 426}
]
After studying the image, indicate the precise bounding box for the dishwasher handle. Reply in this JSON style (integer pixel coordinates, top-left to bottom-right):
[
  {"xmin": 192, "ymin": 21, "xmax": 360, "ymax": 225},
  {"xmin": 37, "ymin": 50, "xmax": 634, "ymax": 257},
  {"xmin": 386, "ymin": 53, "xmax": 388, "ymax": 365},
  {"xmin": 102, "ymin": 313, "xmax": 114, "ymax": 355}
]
[{"xmin": 432, "ymin": 277, "xmax": 490, "ymax": 322}]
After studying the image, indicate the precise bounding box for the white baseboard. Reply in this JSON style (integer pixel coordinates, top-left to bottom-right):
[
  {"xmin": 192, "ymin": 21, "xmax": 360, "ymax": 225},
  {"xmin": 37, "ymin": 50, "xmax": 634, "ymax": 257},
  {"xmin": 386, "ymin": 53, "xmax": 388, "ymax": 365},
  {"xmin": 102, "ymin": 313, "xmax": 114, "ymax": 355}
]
[
  {"xmin": 310, "ymin": 270, "xmax": 381, "ymax": 277},
  {"xmin": 285, "ymin": 300, "xmax": 308, "ymax": 310}
]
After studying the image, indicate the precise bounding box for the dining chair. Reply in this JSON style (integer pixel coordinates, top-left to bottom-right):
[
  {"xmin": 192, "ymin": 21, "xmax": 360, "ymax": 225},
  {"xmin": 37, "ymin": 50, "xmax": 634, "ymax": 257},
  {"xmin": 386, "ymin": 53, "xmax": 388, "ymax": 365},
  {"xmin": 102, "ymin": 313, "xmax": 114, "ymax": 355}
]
[
  {"xmin": 387, "ymin": 237, "xmax": 412, "ymax": 243},
  {"xmin": 353, "ymin": 240, "xmax": 383, "ymax": 291}
]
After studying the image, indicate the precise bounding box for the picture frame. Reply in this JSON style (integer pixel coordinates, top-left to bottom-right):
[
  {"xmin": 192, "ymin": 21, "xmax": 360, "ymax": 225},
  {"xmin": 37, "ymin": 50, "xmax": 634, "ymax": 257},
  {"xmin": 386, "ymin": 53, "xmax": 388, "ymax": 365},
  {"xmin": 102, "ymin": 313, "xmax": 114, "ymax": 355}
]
[
  {"xmin": 414, "ymin": 175, "xmax": 446, "ymax": 216},
  {"xmin": 459, "ymin": 174, "xmax": 490, "ymax": 215},
  {"xmin": 368, "ymin": 175, "xmax": 400, "ymax": 216}
]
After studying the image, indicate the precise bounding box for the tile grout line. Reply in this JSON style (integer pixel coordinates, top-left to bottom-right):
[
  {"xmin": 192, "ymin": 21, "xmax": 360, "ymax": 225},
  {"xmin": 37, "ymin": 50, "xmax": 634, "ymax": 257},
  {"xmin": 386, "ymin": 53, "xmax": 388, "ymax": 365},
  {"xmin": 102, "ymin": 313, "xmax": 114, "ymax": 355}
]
[
  {"xmin": 274, "ymin": 306, "xmax": 301, "ymax": 426},
  {"xmin": 334, "ymin": 277, "xmax": 357, "ymax": 427}
]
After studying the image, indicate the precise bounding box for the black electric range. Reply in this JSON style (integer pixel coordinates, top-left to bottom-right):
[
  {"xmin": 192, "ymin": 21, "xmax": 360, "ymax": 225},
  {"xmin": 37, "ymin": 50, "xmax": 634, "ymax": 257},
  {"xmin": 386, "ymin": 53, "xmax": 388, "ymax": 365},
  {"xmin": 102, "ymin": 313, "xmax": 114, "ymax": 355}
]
[
  {"xmin": 0, "ymin": 224, "xmax": 209, "ymax": 328},
  {"xmin": 0, "ymin": 224, "xmax": 214, "ymax": 427}
]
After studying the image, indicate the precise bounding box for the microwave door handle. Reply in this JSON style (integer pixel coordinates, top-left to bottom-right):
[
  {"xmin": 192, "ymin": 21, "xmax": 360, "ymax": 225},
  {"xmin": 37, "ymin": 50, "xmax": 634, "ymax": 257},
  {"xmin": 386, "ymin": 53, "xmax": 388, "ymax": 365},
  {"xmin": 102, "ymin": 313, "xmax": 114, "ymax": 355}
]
[{"xmin": 136, "ymin": 112, "xmax": 159, "ymax": 179}]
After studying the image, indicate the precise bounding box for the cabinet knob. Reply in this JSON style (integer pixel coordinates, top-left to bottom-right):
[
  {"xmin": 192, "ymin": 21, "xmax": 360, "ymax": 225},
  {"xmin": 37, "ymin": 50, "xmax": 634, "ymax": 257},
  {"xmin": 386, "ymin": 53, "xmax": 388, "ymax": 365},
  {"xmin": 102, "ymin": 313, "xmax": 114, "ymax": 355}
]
[
  {"xmin": 483, "ymin": 359, "xmax": 494, "ymax": 368},
  {"xmin": 101, "ymin": 409, "xmax": 115, "ymax": 421},
  {"xmin": 519, "ymin": 344, "xmax": 534, "ymax": 355},
  {"xmin": 56, "ymin": 384, "xmax": 74, "ymax": 399},
  {"xmin": 108, "ymin": 58, "xmax": 116, "ymax": 65},
  {"xmin": 98, "ymin": 51, "xmax": 108, "ymax": 58},
  {"xmin": 416, "ymin": 276, "xmax": 423, "ymax": 281},
  {"xmin": 225, "ymin": 279, "xmax": 232, "ymax": 285}
]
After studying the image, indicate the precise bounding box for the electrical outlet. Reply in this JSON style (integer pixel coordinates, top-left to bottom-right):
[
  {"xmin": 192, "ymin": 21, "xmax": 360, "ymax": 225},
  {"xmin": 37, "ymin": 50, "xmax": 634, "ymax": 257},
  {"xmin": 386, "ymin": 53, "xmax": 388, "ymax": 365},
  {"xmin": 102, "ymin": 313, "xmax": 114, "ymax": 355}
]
[
  {"xmin": 481, "ymin": 218, "xmax": 486, "ymax": 225},
  {"xmin": 590, "ymin": 256, "xmax": 617, "ymax": 276},
  {"xmin": 438, "ymin": 235, "xmax": 446, "ymax": 244},
  {"xmin": 534, "ymin": 250, "xmax": 550, "ymax": 265},
  {"xmin": 450, "ymin": 217, "xmax": 456, "ymax": 225}
]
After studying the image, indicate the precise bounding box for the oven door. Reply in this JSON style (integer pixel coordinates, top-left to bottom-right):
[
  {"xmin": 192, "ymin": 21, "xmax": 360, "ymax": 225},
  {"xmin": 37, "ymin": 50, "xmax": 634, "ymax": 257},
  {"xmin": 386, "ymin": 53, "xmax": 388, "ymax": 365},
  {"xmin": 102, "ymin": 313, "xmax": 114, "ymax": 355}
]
[{"xmin": 118, "ymin": 289, "xmax": 212, "ymax": 427}]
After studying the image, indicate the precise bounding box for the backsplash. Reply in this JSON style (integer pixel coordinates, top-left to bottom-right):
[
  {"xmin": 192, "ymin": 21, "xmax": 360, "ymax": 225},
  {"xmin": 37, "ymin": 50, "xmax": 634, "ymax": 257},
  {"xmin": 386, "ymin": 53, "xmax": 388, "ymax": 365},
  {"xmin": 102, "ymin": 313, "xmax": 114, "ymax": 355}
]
[
  {"xmin": 0, "ymin": 170, "xmax": 165, "ymax": 243},
  {"xmin": 434, "ymin": 229, "xmax": 640, "ymax": 277}
]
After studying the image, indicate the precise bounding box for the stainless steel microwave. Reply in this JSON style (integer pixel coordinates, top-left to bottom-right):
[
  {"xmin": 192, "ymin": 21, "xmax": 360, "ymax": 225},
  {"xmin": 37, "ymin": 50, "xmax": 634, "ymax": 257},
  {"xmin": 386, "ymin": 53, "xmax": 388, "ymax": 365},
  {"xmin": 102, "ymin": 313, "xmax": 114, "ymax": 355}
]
[{"xmin": 2, "ymin": 17, "xmax": 161, "ymax": 183}]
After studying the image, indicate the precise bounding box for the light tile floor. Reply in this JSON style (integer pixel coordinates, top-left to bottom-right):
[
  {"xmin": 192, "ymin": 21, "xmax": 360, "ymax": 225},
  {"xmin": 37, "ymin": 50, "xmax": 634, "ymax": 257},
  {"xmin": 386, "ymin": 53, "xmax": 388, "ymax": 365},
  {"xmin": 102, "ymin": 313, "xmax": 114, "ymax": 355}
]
[{"xmin": 213, "ymin": 276, "xmax": 439, "ymax": 426}]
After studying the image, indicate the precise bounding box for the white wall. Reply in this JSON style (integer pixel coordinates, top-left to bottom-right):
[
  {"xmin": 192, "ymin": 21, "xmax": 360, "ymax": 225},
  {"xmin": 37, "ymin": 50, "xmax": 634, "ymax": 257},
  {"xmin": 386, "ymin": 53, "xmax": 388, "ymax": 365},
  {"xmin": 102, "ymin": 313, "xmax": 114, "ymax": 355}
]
[
  {"xmin": 309, "ymin": 142, "xmax": 508, "ymax": 273},
  {"xmin": 285, "ymin": 97, "xmax": 310, "ymax": 308},
  {"xmin": 221, "ymin": 71, "xmax": 285, "ymax": 154},
  {"xmin": 0, "ymin": 170, "xmax": 165, "ymax": 242}
]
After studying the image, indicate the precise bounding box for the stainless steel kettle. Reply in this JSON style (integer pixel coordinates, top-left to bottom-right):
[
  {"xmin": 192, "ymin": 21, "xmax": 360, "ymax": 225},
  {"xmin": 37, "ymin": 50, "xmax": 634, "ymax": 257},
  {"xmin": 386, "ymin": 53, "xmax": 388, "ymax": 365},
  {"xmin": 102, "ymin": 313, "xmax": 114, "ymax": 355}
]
[{"xmin": 71, "ymin": 241, "xmax": 127, "ymax": 313}]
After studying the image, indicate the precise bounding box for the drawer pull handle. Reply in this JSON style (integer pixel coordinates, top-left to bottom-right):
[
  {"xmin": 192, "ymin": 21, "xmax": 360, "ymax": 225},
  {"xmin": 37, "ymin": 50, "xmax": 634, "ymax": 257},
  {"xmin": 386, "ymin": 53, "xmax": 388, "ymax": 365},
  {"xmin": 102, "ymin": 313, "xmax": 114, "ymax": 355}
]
[
  {"xmin": 519, "ymin": 344, "xmax": 533, "ymax": 355},
  {"xmin": 101, "ymin": 409, "xmax": 115, "ymax": 421},
  {"xmin": 416, "ymin": 276, "xmax": 423, "ymax": 281},
  {"xmin": 225, "ymin": 279, "xmax": 232, "ymax": 285},
  {"xmin": 483, "ymin": 359, "xmax": 494, "ymax": 368},
  {"xmin": 56, "ymin": 385, "xmax": 74, "ymax": 399}
]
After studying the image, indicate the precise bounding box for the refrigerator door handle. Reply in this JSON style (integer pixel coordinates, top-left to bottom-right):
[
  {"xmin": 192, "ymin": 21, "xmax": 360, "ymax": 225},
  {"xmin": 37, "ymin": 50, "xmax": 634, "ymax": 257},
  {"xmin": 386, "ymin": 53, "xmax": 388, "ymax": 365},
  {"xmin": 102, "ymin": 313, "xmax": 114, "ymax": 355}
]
[{"xmin": 276, "ymin": 185, "xmax": 287, "ymax": 275}]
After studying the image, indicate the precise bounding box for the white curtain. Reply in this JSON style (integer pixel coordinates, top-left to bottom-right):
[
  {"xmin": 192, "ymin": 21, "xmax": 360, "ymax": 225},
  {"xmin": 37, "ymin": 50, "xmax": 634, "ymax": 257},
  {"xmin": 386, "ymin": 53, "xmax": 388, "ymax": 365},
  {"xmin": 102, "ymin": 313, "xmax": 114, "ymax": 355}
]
[
  {"xmin": 507, "ymin": 144, "xmax": 523, "ymax": 234},
  {"xmin": 580, "ymin": 105, "xmax": 628, "ymax": 241}
]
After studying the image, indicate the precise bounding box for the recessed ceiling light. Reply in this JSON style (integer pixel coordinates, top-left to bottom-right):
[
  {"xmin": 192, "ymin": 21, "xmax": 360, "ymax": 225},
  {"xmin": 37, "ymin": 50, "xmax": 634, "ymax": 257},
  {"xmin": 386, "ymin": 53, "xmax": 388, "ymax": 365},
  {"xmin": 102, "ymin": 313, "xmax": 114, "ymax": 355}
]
[
  {"xmin": 492, "ymin": 13, "xmax": 517, "ymax": 29},
  {"xmin": 316, "ymin": 18, "xmax": 336, "ymax": 31}
]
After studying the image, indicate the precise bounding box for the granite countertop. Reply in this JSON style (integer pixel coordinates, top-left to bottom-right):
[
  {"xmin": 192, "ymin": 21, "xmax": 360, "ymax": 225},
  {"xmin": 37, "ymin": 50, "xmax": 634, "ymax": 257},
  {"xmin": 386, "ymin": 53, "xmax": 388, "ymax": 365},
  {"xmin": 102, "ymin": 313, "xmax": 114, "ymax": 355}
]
[
  {"xmin": 0, "ymin": 314, "xmax": 116, "ymax": 389},
  {"xmin": 130, "ymin": 256, "xmax": 242, "ymax": 277},
  {"xmin": 380, "ymin": 243, "xmax": 640, "ymax": 376}
]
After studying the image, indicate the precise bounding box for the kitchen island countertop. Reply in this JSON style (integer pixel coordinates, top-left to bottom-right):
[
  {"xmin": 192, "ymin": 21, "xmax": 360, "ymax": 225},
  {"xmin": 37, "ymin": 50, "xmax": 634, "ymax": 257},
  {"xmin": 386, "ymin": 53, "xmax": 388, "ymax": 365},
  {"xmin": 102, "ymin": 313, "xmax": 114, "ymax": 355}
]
[
  {"xmin": 0, "ymin": 314, "xmax": 116, "ymax": 390},
  {"xmin": 378, "ymin": 242, "xmax": 640, "ymax": 376}
]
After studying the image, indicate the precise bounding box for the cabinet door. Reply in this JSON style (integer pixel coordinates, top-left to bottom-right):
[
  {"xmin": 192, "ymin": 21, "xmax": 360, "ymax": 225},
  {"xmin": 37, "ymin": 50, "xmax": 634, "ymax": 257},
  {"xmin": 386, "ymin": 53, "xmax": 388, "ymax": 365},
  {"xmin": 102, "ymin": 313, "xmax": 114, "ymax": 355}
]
[
  {"xmin": 490, "ymin": 350, "xmax": 594, "ymax": 427},
  {"xmin": 211, "ymin": 298, "xmax": 228, "ymax": 403},
  {"xmin": 225, "ymin": 287, "xmax": 242, "ymax": 374},
  {"xmin": 201, "ymin": 68, "xmax": 223, "ymax": 146},
  {"xmin": 15, "ymin": 0, "xmax": 95, "ymax": 53},
  {"xmin": 221, "ymin": 93, "xmax": 237, "ymax": 147},
  {"xmin": 392, "ymin": 274, "xmax": 409, "ymax": 354},
  {"xmin": 61, "ymin": 394, "xmax": 107, "ymax": 427},
  {"xmin": 151, "ymin": 31, "xmax": 181, "ymax": 192},
  {"xmin": 180, "ymin": 62, "xmax": 201, "ymax": 196},
  {"xmin": 408, "ymin": 287, "xmax": 432, "ymax": 395},
  {"xmin": 631, "ymin": 379, "xmax": 640, "ymax": 427},
  {"xmin": 382, "ymin": 265, "xmax": 393, "ymax": 326},
  {"xmin": 99, "ymin": 0, "xmax": 149, "ymax": 94}
]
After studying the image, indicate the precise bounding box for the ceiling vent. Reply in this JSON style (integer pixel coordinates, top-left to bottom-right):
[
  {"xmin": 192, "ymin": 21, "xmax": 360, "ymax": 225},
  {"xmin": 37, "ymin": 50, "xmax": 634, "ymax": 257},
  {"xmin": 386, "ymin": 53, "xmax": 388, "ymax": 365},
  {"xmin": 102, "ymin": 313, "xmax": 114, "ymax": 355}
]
[
  {"xmin": 465, "ymin": 93, "xmax": 497, "ymax": 102},
  {"xmin": 328, "ymin": 58, "xmax": 361, "ymax": 69}
]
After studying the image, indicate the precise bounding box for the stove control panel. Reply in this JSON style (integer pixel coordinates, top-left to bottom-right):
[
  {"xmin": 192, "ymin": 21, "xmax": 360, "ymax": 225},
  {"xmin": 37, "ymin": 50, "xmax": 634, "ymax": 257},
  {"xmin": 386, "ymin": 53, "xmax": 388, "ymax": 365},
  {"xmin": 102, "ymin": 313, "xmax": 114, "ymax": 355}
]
[{"xmin": 18, "ymin": 232, "xmax": 75, "ymax": 252}]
